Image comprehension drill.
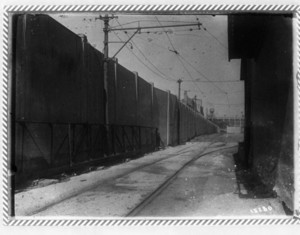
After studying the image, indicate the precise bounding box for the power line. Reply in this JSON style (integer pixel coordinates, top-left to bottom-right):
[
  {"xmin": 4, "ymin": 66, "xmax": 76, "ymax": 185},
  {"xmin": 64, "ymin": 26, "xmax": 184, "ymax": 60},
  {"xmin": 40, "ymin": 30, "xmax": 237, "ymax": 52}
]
[
  {"xmin": 195, "ymin": 14, "xmax": 228, "ymax": 50},
  {"xmin": 134, "ymin": 35, "xmax": 170, "ymax": 51},
  {"xmin": 202, "ymin": 27, "xmax": 228, "ymax": 50},
  {"xmin": 115, "ymin": 19, "xmax": 177, "ymax": 82},
  {"xmin": 147, "ymin": 17, "xmax": 228, "ymax": 96},
  {"xmin": 172, "ymin": 32, "xmax": 203, "ymax": 37},
  {"xmin": 110, "ymin": 22, "xmax": 201, "ymax": 31},
  {"xmin": 155, "ymin": 16, "xmax": 177, "ymax": 52},
  {"xmin": 212, "ymin": 103, "xmax": 244, "ymax": 106},
  {"xmin": 110, "ymin": 20, "xmax": 198, "ymax": 29},
  {"xmin": 126, "ymin": 24, "xmax": 228, "ymax": 52},
  {"xmin": 182, "ymin": 79, "xmax": 243, "ymax": 83},
  {"xmin": 122, "ymin": 22, "xmax": 227, "ymax": 57},
  {"xmin": 155, "ymin": 16, "xmax": 205, "ymax": 96},
  {"xmin": 171, "ymin": 31, "xmax": 227, "ymax": 57},
  {"xmin": 135, "ymin": 33, "xmax": 227, "ymax": 73},
  {"xmin": 133, "ymin": 29, "xmax": 233, "ymax": 99},
  {"xmin": 112, "ymin": 17, "xmax": 231, "ymax": 99},
  {"xmin": 112, "ymin": 22, "xmax": 175, "ymax": 82},
  {"xmin": 123, "ymin": 27, "xmax": 201, "ymax": 35},
  {"xmin": 138, "ymin": 28, "xmax": 228, "ymax": 57},
  {"xmin": 178, "ymin": 56, "xmax": 205, "ymax": 95},
  {"xmin": 178, "ymin": 54, "xmax": 228, "ymax": 95}
]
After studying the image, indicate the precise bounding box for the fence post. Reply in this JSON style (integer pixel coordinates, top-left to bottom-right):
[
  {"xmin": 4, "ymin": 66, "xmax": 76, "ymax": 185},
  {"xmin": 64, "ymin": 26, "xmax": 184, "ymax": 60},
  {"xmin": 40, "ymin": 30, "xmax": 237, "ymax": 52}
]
[
  {"xmin": 68, "ymin": 124, "xmax": 74, "ymax": 167},
  {"xmin": 150, "ymin": 82, "xmax": 154, "ymax": 127},
  {"xmin": 166, "ymin": 90, "xmax": 170, "ymax": 146},
  {"xmin": 114, "ymin": 58, "xmax": 118, "ymax": 124},
  {"xmin": 134, "ymin": 72, "xmax": 140, "ymax": 149},
  {"xmin": 78, "ymin": 34, "xmax": 87, "ymax": 122},
  {"xmin": 133, "ymin": 71, "xmax": 139, "ymax": 125},
  {"xmin": 150, "ymin": 83, "xmax": 154, "ymax": 148},
  {"xmin": 177, "ymin": 99, "xmax": 180, "ymax": 145},
  {"xmin": 49, "ymin": 123, "xmax": 54, "ymax": 166}
]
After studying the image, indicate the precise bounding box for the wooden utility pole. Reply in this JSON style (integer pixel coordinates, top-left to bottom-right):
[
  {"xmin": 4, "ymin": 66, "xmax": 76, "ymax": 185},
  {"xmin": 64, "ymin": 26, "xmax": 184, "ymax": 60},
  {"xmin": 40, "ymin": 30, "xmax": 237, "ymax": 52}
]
[
  {"xmin": 98, "ymin": 14, "xmax": 117, "ymax": 154},
  {"xmin": 177, "ymin": 79, "xmax": 182, "ymax": 101},
  {"xmin": 177, "ymin": 79, "xmax": 182, "ymax": 145}
]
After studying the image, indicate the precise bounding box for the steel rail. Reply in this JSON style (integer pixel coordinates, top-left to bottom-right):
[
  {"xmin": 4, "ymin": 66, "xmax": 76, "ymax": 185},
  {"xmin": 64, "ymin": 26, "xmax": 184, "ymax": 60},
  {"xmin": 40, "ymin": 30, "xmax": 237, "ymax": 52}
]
[
  {"xmin": 126, "ymin": 144, "xmax": 238, "ymax": 217},
  {"xmin": 30, "ymin": 143, "xmax": 201, "ymax": 216}
]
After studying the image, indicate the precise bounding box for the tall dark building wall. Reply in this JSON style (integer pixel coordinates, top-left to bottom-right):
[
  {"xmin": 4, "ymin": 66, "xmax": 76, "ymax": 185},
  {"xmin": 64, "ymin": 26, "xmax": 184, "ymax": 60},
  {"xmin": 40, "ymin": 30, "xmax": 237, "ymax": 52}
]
[{"xmin": 230, "ymin": 15, "xmax": 294, "ymax": 209}]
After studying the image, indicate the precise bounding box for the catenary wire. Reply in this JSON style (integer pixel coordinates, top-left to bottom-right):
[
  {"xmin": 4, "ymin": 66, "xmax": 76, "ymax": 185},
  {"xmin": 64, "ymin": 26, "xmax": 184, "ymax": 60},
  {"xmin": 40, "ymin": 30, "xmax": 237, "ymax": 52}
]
[
  {"xmin": 112, "ymin": 31, "xmax": 175, "ymax": 82},
  {"xmin": 115, "ymin": 19, "xmax": 177, "ymax": 82},
  {"xmin": 154, "ymin": 16, "xmax": 206, "ymax": 96}
]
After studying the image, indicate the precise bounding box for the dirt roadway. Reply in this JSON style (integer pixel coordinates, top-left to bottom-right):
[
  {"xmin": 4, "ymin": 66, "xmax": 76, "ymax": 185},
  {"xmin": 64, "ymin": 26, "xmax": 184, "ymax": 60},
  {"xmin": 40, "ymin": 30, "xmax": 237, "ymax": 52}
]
[{"xmin": 24, "ymin": 133, "xmax": 286, "ymax": 218}]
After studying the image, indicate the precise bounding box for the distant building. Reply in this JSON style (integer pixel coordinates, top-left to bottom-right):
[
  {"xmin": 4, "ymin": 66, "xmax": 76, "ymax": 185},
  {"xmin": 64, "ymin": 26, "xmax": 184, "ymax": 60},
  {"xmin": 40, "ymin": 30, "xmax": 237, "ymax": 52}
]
[
  {"xmin": 181, "ymin": 91, "xmax": 195, "ymax": 109},
  {"xmin": 181, "ymin": 91, "xmax": 204, "ymax": 115}
]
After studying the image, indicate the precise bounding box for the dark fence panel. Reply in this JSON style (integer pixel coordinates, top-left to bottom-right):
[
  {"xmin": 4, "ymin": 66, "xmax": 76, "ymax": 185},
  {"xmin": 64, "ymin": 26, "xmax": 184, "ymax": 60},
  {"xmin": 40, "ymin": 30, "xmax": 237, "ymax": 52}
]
[
  {"xmin": 107, "ymin": 60, "xmax": 116, "ymax": 124},
  {"xmin": 16, "ymin": 15, "xmax": 85, "ymax": 123},
  {"xmin": 153, "ymin": 88, "xmax": 168, "ymax": 146},
  {"xmin": 14, "ymin": 15, "xmax": 106, "ymax": 183},
  {"xmin": 137, "ymin": 77, "xmax": 152, "ymax": 127},
  {"xmin": 179, "ymin": 103, "xmax": 186, "ymax": 143},
  {"xmin": 13, "ymin": 14, "xmax": 218, "ymax": 183},
  {"xmin": 169, "ymin": 94, "xmax": 178, "ymax": 145},
  {"xmin": 85, "ymin": 44, "xmax": 104, "ymax": 124},
  {"xmin": 116, "ymin": 64, "xmax": 137, "ymax": 125}
]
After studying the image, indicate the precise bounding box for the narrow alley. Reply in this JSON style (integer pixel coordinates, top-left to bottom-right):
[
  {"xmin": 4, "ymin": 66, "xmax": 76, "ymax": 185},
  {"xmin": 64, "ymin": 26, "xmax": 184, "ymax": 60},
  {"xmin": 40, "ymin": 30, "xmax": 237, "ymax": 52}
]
[{"xmin": 9, "ymin": 13, "xmax": 295, "ymax": 220}]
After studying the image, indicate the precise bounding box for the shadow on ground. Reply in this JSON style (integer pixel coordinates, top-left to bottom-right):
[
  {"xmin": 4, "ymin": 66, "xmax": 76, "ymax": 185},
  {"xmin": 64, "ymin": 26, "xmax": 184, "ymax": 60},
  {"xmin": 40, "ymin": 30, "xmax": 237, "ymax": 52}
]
[{"xmin": 233, "ymin": 143, "xmax": 277, "ymax": 199}]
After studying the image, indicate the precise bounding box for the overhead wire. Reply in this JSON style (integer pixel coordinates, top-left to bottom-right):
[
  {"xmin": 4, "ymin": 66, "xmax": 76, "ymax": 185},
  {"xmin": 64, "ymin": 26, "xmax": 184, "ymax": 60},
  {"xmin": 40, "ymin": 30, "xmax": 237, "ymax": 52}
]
[
  {"xmin": 154, "ymin": 16, "xmax": 177, "ymax": 52},
  {"xmin": 176, "ymin": 49, "xmax": 231, "ymax": 113},
  {"xmin": 113, "ymin": 16, "xmax": 238, "ymax": 114},
  {"xmin": 178, "ymin": 56, "xmax": 205, "ymax": 95},
  {"xmin": 112, "ymin": 31, "xmax": 175, "ymax": 82},
  {"xmin": 122, "ymin": 23, "xmax": 228, "ymax": 58},
  {"xmin": 203, "ymin": 27, "xmax": 228, "ymax": 50},
  {"xmin": 182, "ymin": 79, "xmax": 243, "ymax": 83},
  {"xmin": 151, "ymin": 16, "xmax": 229, "ymax": 97},
  {"xmin": 212, "ymin": 103, "xmax": 244, "ymax": 106},
  {"xmin": 134, "ymin": 35, "xmax": 170, "ymax": 51},
  {"xmin": 110, "ymin": 19, "xmax": 198, "ymax": 29},
  {"xmin": 115, "ymin": 19, "xmax": 176, "ymax": 82},
  {"xmin": 124, "ymin": 28, "xmax": 199, "ymax": 35},
  {"xmin": 180, "ymin": 17, "xmax": 231, "ymax": 112},
  {"xmin": 177, "ymin": 54, "xmax": 227, "ymax": 94},
  {"xmin": 134, "ymin": 33, "xmax": 227, "ymax": 77},
  {"xmin": 154, "ymin": 16, "xmax": 206, "ymax": 96},
  {"xmin": 114, "ymin": 19, "xmax": 177, "ymax": 82},
  {"xmin": 195, "ymin": 14, "xmax": 228, "ymax": 50},
  {"xmin": 123, "ymin": 24, "xmax": 228, "ymax": 53}
]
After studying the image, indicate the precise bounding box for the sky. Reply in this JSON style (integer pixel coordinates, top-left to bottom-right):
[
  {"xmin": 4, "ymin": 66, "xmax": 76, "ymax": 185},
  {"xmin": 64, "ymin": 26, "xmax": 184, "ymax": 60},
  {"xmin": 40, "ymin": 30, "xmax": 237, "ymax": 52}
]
[{"xmin": 50, "ymin": 13, "xmax": 244, "ymax": 118}]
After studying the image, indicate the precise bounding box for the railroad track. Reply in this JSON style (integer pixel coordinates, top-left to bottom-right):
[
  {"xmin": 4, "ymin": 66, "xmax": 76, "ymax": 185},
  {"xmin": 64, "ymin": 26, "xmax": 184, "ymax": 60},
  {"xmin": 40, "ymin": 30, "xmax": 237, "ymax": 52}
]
[
  {"xmin": 32, "ymin": 135, "xmax": 227, "ymax": 216},
  {"xmin": 99, "ymin": 135, "xmax": 225, "ymax": 187},
  {"xmin": 126, "ymin": 143, "xmax": 238, "ymax": 217}
]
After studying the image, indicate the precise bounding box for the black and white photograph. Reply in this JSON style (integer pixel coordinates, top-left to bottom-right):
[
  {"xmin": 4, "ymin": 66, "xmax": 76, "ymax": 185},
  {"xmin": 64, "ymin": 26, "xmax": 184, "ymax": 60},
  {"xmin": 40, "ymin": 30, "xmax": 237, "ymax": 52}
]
[{"xmin": 1, "ymin": 1, "xmax": 299, "ymax": 232}]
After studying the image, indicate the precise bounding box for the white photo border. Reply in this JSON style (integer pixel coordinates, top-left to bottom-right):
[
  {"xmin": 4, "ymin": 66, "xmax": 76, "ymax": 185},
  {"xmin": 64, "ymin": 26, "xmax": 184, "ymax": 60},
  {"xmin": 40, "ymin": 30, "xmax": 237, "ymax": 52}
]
[{"xmin": 2, "ymin": 4, "xmax": 300, "ymax": 226}]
